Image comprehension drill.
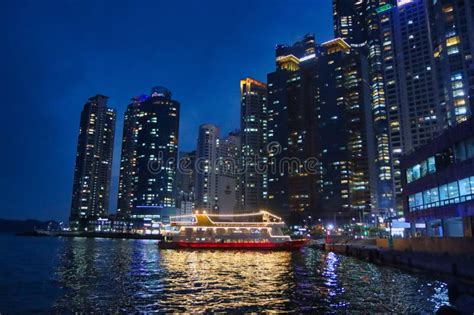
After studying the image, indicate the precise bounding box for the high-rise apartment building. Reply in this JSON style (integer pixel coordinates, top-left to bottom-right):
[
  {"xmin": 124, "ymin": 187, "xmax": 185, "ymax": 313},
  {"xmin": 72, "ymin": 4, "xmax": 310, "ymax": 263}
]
[
  {"xmin": 333, "ymin": 0, "xmax": 397, "ymax": 216},
  {"xmin": 217, "ymin": 131, "xmax": 241, "ymax": 215},
  {"xmin": 240, "ymin": 77, "xmax": 268, "ymax": 212},
  {"xmin": 195, "ymin": 124, "xmax": 220, "ymax": 213},
  {"xmin": 378, "ymin": 0, "xmax": 443, "ymax": 213},
  {"xmin": 176, "ymin": 151, "xmax": 196, "ymax": 197},
  {"xmin": 176, "ymin": 150, "xmax": 196, "ymax": 215},
  {"xmin": 117, "ymin": 87, "xmax": 180, "ymax": 219},
  {"xmin": 117, "ymin": 96, "xmax": 142, "ymax": 217},
  {"xmin": 333, "ymin": 0, "xmax": 474, "ymax": 216},
  {"xmin": 194, "ymin": 125, "xmax": 241, "ymax": 214},
  {"xmin": 70, "ymin": 95, "xmax": 116, "ymax": 228},
  {"xmin": 267, "ymin": 34, "xmax": 319, "ymax": 220},
  {"xmin": 315, "ymin": 39, "xmax": 374, "ymax": 223}
]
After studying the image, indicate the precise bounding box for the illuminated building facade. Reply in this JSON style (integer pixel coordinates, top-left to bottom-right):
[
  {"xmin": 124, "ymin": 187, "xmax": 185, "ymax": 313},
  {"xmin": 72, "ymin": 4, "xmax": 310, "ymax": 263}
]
[
  {"xmin": 195, "ymin": 124, "xmax": 220, "ymax": 213},
  {"xmin": 176, "ymin": 150, "xmax": 196, "ymax": 215},
  {"xmin": 240, "ymin": 77, "xmax": 268, "ymax": 212},
  {"xmin": 428, "ymin": 0, "xmax": 474, "ymax": 126},
  {"xmin": 267, "ymin": 34, "xmax": 319, "ymax": 220},
  {"xmin": 70, "ymin": 95, "xmax": 116, "ymax": 228},
  {"xmin": 117, "ymin": 87, "xmax": 180, "ymax": 219},
  {"xmin": 315, "ymin": 39, "xmax": 374, "ymax": 223},
  {"xmin": 195, "ymin": 125, "xmax": 241, "ymax": 214},
  {"xmin": 333, "ymin": 0, "xmax": 397, "ymax": 217},
  {"xmin": 401, "ymin": 117, "xmax": 474, "ymax": 237},
  {"xmin": 334, "ymin": 0, "xmax": 474, "ymax": 217},
  {"xmin": 177, "ymin": 150, "xmax": 196, "ymax": 195},
  {"xmin": 378, "ymin": 0, "xmax": 443, "ymax": 213},
  {"xmin": 365, "ymin": 0, "xmax": 397, "ymax": 216},
  {"xmin": 332, "ymin": 0, "xmax": 367, "ymax": 48},
  {"xmin": 217, "ymin": 131, "xmax": 241, "ymax": 215},
  {"xmin": 117, "ymin": 96, "xmax": 141, "ymax": 217}
]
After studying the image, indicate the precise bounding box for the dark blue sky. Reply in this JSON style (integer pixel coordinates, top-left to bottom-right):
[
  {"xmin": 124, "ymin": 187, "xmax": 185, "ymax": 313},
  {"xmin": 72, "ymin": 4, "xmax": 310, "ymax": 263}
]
[{"xmin": 0, "ymin": 0, "xmax": 333, "ymax": 221}]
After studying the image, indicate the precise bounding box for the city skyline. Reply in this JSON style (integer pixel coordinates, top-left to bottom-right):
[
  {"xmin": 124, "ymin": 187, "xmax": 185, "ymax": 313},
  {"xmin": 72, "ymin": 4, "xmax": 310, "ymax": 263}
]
[
  {"xmin": 0, "ymin": 0, "xmax": 333, "ymax": 221},
  {"xmin": 1, "ymin": 1, "xmax": 473, "ymax": 313},
  {"xmin": 2, "ymin": 0, "xmax": 472, "ymax": 237}
]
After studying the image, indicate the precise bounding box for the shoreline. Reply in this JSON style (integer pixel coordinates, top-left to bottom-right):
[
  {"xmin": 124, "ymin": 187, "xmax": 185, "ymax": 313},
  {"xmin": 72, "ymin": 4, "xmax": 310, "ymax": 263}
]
[
  {"xmin": 314, "ymin": 240, "xmax": 474, "ymax": 301},
  {"xmin": 15, "ymin": 230, "xmax": 163, "ymax": 240},
  {"xmin": 320, "ymin": 241, "xmax": 474, "ymax": 280}
]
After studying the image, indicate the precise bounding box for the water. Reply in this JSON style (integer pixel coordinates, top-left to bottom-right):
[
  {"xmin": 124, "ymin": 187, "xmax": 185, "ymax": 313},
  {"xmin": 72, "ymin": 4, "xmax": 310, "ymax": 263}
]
[{"xmin": 0, "ymin": 234, "xmax": 449, "ymax": 313}]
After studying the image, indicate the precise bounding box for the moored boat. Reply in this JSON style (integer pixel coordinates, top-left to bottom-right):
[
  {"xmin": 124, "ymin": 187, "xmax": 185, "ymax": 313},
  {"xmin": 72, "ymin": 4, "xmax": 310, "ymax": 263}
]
[{"xmin": 159, "ymin": 211, "xmax": 307, "ymax": 250}]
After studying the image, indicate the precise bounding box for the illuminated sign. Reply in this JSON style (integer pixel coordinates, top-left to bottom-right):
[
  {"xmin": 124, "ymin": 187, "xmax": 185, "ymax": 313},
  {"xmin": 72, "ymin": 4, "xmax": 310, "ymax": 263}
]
[{"xmin": 376, "ymin": 3, "xmax": 393, "ymax": 13}]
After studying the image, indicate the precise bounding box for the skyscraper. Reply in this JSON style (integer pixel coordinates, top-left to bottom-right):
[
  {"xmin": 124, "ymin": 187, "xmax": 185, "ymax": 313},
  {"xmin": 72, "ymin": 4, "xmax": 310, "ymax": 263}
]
[
  {"xmin": 333, "ymin": 0, "xmax": 474, "ymax": 216},
  {"xmin": 315, "ymin": 39, "xmax": 374, "ymax": 223},
  {"xmin": 240, "ymin": 77, "xmax": 268, "ymax": 212},
  {"xmin": 194, "ymin": 125, "xmax": 241, "ymax": 215},
  {"xmin": 176, "ymin": 150, "xmax": 196, "ymax": 215},
  {"xmin": 176, "ymin": 151, "xmax": 196, "ymax": 198},
  {"xmin": 117, "ymin": 87, "xmax": 180, "ymax": 219},
  {"xmin": 216, "ymin": 131, "xmax": 241, "ymax": 215},
  {"xmin": 378, "ymin": 0, "xmax": 443, "ymax": 212},
  {"xmin": 117, "ymin": 96, "xmax": 142, "ymax": 218},
  {"xmin": 334, "ymin": 0, "xmax": 459, "ymax": 215},
  {"xmin": 195, "ymin": 124, "xmax": 220, "ymax": 213},
  {"xmin": 333, "ymin": 0, "xmax": 397, "ymax": 217},
  {"xmin": 70, "ymin": 95, "xmax": 116, "ymax": 229},
  {"xmin": 267, "ymin": 34, "xmax": 319, "ymax": 220}
]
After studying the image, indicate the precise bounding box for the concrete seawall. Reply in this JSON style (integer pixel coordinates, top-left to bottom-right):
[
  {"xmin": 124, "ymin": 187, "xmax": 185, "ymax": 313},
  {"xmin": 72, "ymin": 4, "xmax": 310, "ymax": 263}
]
[
  {"xmin": 322, "ymin": 238, "xmax": 474, "ymax": 280},
  {"xmin": 376, "ymin": 237, "xmax": 474, "ymax": 255}
]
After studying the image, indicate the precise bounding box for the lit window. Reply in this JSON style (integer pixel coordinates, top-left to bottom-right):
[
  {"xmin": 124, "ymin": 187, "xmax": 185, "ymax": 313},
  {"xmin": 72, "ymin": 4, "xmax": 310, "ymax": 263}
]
[
  {"xmin": 442, "ymin": 5, "xmax": 453, "ymax": 13},
  {"xmin": 446, "ymin": 36, "xmax": 460, "ymax": 47},
  {"xmin": 448, "ymin": 46, "xmax": 459, "ymax": 55}
]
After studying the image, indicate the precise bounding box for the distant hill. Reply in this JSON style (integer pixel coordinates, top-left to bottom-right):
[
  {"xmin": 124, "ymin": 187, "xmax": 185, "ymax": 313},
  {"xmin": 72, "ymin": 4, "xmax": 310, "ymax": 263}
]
[{"xmin": 0, "ymin": 219, "xmax": 60, "ymax": 233}]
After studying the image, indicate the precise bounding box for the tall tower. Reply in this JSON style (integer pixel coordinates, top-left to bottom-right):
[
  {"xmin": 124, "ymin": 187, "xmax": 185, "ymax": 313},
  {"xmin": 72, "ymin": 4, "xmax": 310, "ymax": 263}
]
[
  {"xmin": 176, "ymin": 151, "xmax": 196, "ymax": 198},
  {"xmin": 70, "ymin": 95, "xmax": 116, "ymax": 228},
  {"xmin": 333, "ymin": 0, "xmax": 399, "ymax": 217},
  {"xmin": 240, "ymin": 77, "xmax": 268, "ymax": 212},
  {"xmin": 267, "ymin": 34, "xmax": 319, "ymax": 221},
  {"xmin": 216, "ymin": 131, "xmax": 241, "ymax": 215},
  {"xmin": 117, "ymin": 96, "xmax": 142, "ymax": 218},
  {"xmin": 378, "ymin": 0, "xmax": 442, "ymax": 213},
  {"xmin": 332, "ymin": 0, "xmax": 474, "ymax": 217},
  {"xmin": 365, "ymin": 0, "xmax": 397, "ymax": 216},
  {"xmin": 117, "ymin": 87, "xmax": 180, "ymax": 218},
  {"xmin": 315, "ymin": 39, "xmax": 374, "ymax": 223},
  {"xmin": 194, "ymin": 124, "xmax": 220, "ymax": 213},
  {"xmin": 176, "ymin": 150, "xmax": 196, "ymax": 215}
]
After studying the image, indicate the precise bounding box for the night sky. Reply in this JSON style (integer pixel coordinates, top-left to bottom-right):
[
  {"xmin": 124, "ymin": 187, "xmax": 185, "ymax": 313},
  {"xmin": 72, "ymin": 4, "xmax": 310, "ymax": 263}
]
[{"xmin": 0, "ymin": 0, "xmax": 333, "ymax": 221}]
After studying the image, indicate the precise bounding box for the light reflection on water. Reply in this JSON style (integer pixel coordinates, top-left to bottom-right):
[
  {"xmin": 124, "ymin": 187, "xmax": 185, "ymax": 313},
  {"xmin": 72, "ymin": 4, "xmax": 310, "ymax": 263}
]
[
  {"xmin": 158, "ymin": 250, "xmax": 293, "ymax": 312},
  {"xmin": 0, "ymin": 236, "xmax": 449, "ymax": 313}
]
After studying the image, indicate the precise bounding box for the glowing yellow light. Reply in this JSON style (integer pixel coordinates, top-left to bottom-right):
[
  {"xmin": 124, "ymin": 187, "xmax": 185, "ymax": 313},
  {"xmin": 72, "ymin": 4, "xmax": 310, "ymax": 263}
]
[
  {"xmin": 321, "ymin": 38, "xmax": 351, "ymax": 54},
  {"xmin": 240, "ymin": 77, "xmax": 267, "ymax": 94},
  {"xmin": 276, "ymin": 54, "xmax": 300, "ymax": 71}
]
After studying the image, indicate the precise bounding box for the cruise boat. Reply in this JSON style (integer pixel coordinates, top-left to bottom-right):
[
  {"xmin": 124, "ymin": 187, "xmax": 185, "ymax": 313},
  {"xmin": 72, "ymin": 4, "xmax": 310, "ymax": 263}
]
[{"xmin": 159, "ymin": 210, "xmax": 307, "ymax": 250}]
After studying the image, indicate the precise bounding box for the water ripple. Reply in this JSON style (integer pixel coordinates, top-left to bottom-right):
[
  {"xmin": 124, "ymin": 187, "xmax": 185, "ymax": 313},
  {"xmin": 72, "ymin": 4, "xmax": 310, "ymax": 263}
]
[{"xmin": 0, "ymin": 236, "xmax": 449, "ymax": 313}]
